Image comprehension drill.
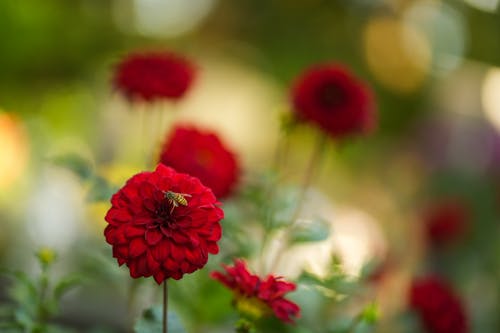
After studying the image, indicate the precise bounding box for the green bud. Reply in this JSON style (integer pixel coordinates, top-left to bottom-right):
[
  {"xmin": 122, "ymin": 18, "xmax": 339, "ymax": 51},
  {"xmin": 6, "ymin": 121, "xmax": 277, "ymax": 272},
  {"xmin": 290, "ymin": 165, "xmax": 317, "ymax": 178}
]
[{"xmin": 36, "ymin": 247, "xmax": 56, "ymax": 267}]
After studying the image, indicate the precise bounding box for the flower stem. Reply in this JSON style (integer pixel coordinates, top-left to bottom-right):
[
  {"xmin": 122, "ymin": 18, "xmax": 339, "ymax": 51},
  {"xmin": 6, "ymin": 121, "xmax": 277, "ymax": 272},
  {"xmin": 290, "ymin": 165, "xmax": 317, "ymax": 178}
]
[
  {"xmin": 163, "ymin": 281, "xmax": 168, "ymax": 333},
  {"xmin": 291, "ymin": 131, "xmax": 327, "ymax": 223},
  {"xmin": 270, "ymin": 131, "xmax": 328, "ymax": 271}
]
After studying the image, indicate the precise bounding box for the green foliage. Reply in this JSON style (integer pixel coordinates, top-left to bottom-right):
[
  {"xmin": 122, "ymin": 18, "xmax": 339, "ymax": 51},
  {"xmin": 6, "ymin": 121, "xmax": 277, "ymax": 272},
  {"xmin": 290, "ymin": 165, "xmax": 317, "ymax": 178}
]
[
  {"xmin": 50, "ymin": 152, "xmax": 118, "ymax": 203},
  {"xmin": 289, "ymin": 217, "xmax": 330, "ymax": 244},
  {"xmin": 134, "ymin": 306, "xmax": 186, "ymax": 333},
  {"xmin": 0, "ymin": 249, "xmax": 82, "ymax": 333},
  {"xmin": 51, "ymin": 152, "xmax": 95, "ymax": 181}
]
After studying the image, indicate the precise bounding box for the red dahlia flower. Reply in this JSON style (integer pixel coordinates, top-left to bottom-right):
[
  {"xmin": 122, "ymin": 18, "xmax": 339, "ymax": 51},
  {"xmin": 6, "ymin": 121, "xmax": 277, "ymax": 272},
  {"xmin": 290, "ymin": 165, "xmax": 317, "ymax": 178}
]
[
  {"xmin": 211, "ymin": 259, "xmax": 300, "ymax": 324},
  {"xmin": 409, "ymin": 276, "xmax": 469, "ymax": 333},
  {"xmin": 113, "ymin": 51, "xmax": 195, "ymax": 102},
  {"xmin": 104, "ymin": 164, "xmax": 223, "ymax": 284},
  {"xmin": 159, "ymin": 126, "xmax": 239, "ymax": 198},
  {"xmin": 424, "ymin": 200, "xmax": 469, "ymax": 247},
  {"xmin": 291, "ymin": 64, "xmax": 376, "ymax": 138}
]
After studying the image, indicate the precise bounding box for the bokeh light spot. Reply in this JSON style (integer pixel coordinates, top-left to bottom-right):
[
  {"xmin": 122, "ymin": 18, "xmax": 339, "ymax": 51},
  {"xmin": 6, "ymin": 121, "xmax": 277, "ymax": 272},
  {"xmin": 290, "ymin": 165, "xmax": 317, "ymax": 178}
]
[
  {"xmin": 363, "ymin": 16, "xmax": 431, "ymax": 94},
  {"xmin": 0, "ymin": 111, "xmax": 29, "ymax": 188}
]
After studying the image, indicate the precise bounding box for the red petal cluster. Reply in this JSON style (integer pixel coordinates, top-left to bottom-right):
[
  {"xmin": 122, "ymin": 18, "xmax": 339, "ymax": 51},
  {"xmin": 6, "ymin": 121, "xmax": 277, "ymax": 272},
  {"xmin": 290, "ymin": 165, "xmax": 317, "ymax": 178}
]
[
  {"xmin": 113, "ymin": 51, "xmax": 195, "ymax": 102},
  {"xmin": 211, "ymin": 259, "xmax": 300, "ymax": 324},
  {"xmin": 409, "ymin": 276, "xmax": 469, "ymax": 333},
  {"xmin": 159, "ymin": 126, "xmax": 239, "ymax": 198},
  {"xmin": 291, "ymin": 64, "xmax": 376, "ymax": 138},
  {"xmin": 104, "ymin": 164, "xmax": 223, "ymax": 284},
  {"xmin": 424, "ymin": 200, "xmax": 469, "ymax": 247}
]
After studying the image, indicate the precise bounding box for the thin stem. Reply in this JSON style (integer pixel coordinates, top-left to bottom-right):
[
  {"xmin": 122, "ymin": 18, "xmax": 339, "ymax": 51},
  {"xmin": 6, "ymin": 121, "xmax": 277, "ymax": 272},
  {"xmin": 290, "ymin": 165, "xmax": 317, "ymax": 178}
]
[
  {"xmin": 163, "ymin": 281, "xmax": 168, "ymax": 333},
  {"xmin": 269, "ymin": 131, "xmax": 329, "ymax": 271},
  {"xmin": 290, "ymin": 131, "xmax": 328, "ymax": 225}
]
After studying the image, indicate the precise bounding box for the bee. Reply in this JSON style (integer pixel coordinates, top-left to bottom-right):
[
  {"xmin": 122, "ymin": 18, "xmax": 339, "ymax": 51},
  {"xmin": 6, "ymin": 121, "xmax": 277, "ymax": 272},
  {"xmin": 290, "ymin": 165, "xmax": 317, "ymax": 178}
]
[{"xmin": 164, "ymin": 191, "xmax": 192, "ymax": 213}]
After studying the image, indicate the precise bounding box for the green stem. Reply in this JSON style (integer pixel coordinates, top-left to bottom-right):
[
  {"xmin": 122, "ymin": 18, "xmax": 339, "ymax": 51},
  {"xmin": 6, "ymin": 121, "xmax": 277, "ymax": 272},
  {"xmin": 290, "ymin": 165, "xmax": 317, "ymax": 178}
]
[
  {"xmin": 163, "ymin": 281, "xmax": 168, "ymax": 333},
  {"xmin": 270, "ymin": 131, "xmax": 328, "ymax": 271},
  {"xmin": 36, "ymin": 266, "xmax": 49, "ymax": 329}
]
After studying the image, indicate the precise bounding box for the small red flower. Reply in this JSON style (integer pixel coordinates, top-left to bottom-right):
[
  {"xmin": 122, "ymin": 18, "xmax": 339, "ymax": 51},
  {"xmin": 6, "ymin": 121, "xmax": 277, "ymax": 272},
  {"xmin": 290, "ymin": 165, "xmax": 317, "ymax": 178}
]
[
  {"xmin": 409, "ymin": 276, "xmax": 469, "ymax": 333},
  {"xmin": 113, "ymin": 51, "xmax": 195, "ymax": 102},
  {"xmin": 104, "ymin": 164, "xmax": 223, "ymax": 284},
  {"xmin": 424, "ymin": 200, "xmax": 469, "ymax": 247},
  {"xmin": 291, "ymin": 64, "xmax": 376, "ymax": 138},
  {"xmin": 159, "ymin": 126, "xmax": 239, "ymax": 198},
  {"xmin": 211, "ymin": 259, "xmax": 300, "ymax": 324}
]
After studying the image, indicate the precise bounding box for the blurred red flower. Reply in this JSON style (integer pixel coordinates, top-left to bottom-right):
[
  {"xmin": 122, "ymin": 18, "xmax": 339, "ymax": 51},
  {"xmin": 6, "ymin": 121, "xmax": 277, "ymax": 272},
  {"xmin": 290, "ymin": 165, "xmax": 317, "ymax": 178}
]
[
  {"xmin": 104, "ymin": 164, "xmax": 223, "ymax": 284},
  {"xmin": 113, "ymin": 51, "xmax": 195, "ymax": 102},
  {"xmin": 409, "ymin": 276, "xmax": 469, "ymax": 333},
  {"xmin": 424, "ymin": 200, "xmax": 469, "ymax": 247},
  {"xmin": 159, "ymin": 126, "xmax": 239, "ymax": 198},
  {"xmin": 211, "ymin": 259, "xmax": 300, "ymax": 324},
  {"xmin": 291, "ymin": 64, "xmax": 376, "ymax": 138}
]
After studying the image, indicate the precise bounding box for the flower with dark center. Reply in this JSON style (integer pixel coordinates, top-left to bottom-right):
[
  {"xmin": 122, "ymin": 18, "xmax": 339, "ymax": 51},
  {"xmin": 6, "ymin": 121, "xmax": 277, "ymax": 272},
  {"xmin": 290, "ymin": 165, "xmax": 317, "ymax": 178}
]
[
  {"xmin": 159, "ymin": 125, "xmax": 239, "ymax": 198},
  {"xmin": 104, "ymin": 164, "xmax": 223, "ymax": 284},
  {"xmin": 211, "ymin": 259, "xmax": 300, "ymax": 324},
  {"xmin": 291, "ymin": 64, "xmax": 376, "ymax": 139},
  {"xmin": 113, "ymin": 51, "xmax": 195, "ymax": 102}
]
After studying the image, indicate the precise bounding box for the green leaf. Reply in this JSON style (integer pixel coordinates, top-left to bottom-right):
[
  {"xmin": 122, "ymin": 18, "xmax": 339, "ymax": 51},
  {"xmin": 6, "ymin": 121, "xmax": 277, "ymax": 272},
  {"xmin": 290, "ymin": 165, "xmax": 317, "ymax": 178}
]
[
  {"xmin": 360, "ymin": 302, "xmax": 379, "ymax": 324},
  {"xmin": 134, "ymin": 306, "xmax": 186, "ymax": 333},
  {"xmin": 51, "ymin": 152, "xmax": 94, "ymax": 180},
  {"xmin": 86, "ymin": 176, "xmax": 118, "ymax": 202},
  {"xmin": 13, "ymin": 308, "xmax": 33, "ymax": 330},
  {"xmin": 53, "ymin": 275, "xmax": 82, "ymax": 300},
  {"xmin": 4, "ymin": 271, "xmax": 38, "ymax": 308},
  {"xmin": 289, "ymin": 217, "xmax": 330, "ymax": 243}
]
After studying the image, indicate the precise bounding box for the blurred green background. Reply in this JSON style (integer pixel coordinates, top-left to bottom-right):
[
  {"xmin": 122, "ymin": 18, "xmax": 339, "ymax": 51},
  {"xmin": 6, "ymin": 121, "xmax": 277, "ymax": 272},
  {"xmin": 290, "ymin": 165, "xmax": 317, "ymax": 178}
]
[{"xmin": 0, "ymin": 0, "xmax": 499, "ymax": 332}]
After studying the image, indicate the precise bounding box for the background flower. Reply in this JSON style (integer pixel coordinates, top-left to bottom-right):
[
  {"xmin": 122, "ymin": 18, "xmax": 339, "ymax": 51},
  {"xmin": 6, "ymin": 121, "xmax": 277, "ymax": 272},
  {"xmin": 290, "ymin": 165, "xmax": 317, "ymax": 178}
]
[
  {"xmin": 104, "ymin": 164, "xmax": 223, "ymax": 284},
  {"xmin": 211, "ymin": 259, "xmax": 300, "ymax": 324},
  {"xmin": 291, "ymin": 64, "xmax": 376, "ymax": 139},
  {"xmin": 409, "ymin": 276, "xmax": 469, "ymax": 333},
  {"xmin": 424, "ymin": 199, "xmax": 469, "ymax": 247},
  {"xmin": 159, "ymin": 125, "xmax": 239, "ymax": 198},
  {"xmin": 113, "ymin": 51, "xmax": 195, "ymax": 102}
]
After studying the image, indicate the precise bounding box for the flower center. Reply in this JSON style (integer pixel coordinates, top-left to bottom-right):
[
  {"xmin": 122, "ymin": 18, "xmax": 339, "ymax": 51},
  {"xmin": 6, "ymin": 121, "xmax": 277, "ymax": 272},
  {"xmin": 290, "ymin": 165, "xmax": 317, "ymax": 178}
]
[
  {"xmin": 234, "ymin": 294, "xmax": 271, "ymax": 320},
  {"xmin": 155, "ymin": 201, "xmax": 176, "ymax": 225},
  {"xmin": 318, "ymin": 82, "xmax": 347, "ymax": 109}
]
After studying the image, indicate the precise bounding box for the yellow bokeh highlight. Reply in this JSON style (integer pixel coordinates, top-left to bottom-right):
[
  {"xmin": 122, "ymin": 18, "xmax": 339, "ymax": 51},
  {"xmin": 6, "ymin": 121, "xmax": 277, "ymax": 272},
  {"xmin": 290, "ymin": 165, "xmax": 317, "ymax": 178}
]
[
  {"xmin": 363, "ymin": 16, "xmax": 431, "ymax": 94},
  {"xmin": 86, "ymin": 201, "xmax": 111, "ymax": 234},
  {"xmin": 0, "ymin": 111, "xmax": 29, "ymax": 188},
  {"xmin": 481, "ymin": 67, "xmax": 500, "ymax": 134}
]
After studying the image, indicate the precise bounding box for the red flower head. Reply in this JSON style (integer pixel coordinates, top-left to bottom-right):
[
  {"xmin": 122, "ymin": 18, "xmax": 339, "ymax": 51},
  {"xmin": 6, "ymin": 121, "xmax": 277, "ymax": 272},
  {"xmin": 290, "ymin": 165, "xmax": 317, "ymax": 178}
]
[
  {"xmin": 424, "ymin": 199, "xmax": 469, "ymax": 247},
  {"xmin": 291, "ymin": 64, "xmax": 376, "ymax": 139},
  {"xmin": 159, "ymin": 126, "xmax": 239, "ymax": 198},
  {"xmin": 104, "ymin": 164, "xmax": 223, "ymax": 284},
  {"xmin": 211, "ymin": 259, "xmax": 300, "ymax": 324},
  {"xmin": 113, "ymin": 51, "xmax": 195, "ymax": 102},
  {"xmin": 409, "ymin": 276, "xmax": 469, "ymax": 333}
]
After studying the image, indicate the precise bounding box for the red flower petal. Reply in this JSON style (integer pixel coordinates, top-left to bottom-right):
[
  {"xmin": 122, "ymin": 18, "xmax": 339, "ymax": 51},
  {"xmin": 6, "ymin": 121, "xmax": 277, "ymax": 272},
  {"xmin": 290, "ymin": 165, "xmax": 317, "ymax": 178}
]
[
  {"xmin": 129, "ymin": 238, "xmax": 148, "ymax": 258},
  {"xmin": 211, "ymin": 259, "xmax": 300, "ymax": 324},
  {"xmin": 145, "ymin": 229, "xmax": 163, "ymax": 245}
]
